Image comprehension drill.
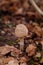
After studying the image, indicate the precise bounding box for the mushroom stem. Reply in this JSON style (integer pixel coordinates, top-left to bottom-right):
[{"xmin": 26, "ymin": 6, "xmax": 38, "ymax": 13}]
[
  {"xmin": 30, "ymin": 0, "xmax": 43, "ymax": 16},
  {"xmin": 18, "ymin": 38, "xmax": 24, "ymax": 50}
]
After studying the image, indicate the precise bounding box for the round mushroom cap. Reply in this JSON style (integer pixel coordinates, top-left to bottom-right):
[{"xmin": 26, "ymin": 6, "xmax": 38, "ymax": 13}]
[{"xmin": 15, "ymin": 24, "xmax": 28, "ymax": 37}]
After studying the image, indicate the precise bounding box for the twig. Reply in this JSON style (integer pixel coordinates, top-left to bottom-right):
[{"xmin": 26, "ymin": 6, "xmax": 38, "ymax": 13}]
[{"xmin": 30, "ymin": 0, "xmax": 43, "ymax": 16}]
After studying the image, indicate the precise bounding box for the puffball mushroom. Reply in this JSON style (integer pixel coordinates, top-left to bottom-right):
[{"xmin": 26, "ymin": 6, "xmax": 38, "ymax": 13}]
[{"xmin": 15, "ymin": 24, "xmax": 28, "ymax": 50}]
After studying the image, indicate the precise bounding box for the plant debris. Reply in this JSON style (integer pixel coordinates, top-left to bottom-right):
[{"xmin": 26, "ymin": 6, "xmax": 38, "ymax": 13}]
[{"xmin": 0, "ymin": 0, "xmax": 43, "ymax": 65}]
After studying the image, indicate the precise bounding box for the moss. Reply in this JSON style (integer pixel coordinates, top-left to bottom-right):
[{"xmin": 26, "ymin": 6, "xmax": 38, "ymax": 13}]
[
  {"xmin": 37, "ymin": 57, "xmax": 42, "ymax": 62},
  {"xmin": 6, "ymin": 41, "xmax": 16, "ymax": 45},
  {"xmin": 29, "ymin": 59, "xmax": 35, "ymax": 65}
]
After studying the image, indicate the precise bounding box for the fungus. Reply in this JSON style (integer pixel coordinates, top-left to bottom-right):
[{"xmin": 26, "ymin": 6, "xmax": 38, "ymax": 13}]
[{"xmin": 15, "ymin": 24, "xmax": 28, "ymax": 50}]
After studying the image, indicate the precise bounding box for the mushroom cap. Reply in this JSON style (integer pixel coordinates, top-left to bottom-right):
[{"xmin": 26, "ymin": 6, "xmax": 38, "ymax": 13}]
[{"xmin": 15, "ymin": 24, "xmax": 28, "ymax": 37}]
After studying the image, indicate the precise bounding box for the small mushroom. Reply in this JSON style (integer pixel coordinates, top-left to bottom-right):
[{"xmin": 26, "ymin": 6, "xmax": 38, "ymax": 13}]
[
  {"xmin": 15, "ymin": 24, "xmax": 28, "ymax": 38},
  {"xmin": 15, "ymin": 24, "xmax": 28, "ymax": 50}
]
